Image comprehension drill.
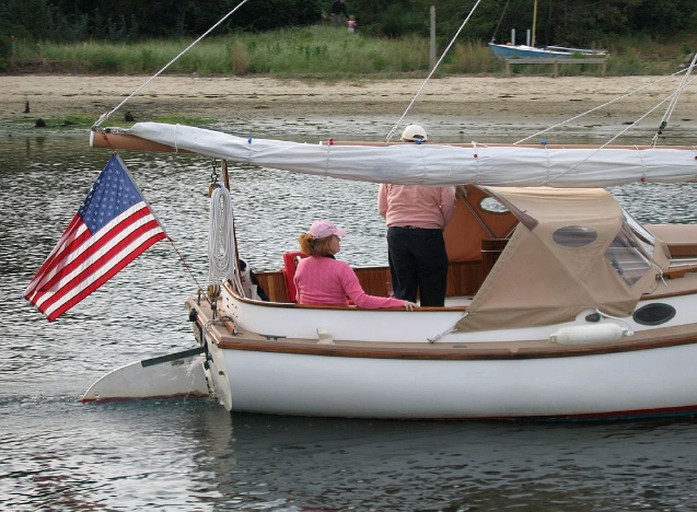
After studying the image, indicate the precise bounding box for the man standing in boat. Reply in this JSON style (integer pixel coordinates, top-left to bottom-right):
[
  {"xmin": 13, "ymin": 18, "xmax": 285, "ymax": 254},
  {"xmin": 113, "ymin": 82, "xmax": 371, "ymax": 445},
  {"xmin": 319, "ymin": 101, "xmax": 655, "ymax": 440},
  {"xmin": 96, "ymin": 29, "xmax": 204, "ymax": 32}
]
[{"xmin": 378, "ymin": 125, "xmax": 456, "ymax": 307}]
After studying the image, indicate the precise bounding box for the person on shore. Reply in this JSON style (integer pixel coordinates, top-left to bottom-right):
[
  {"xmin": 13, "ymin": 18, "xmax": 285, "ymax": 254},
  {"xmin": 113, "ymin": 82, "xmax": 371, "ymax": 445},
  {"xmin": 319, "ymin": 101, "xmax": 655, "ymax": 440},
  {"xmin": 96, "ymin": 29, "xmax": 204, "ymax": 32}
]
[
  {"xmin": 378, "ymin": 125, "xmax": 456, "ymax": 307},
  {"xmin": 347, "ymin": 15, "xmax": 357, "ymax": 33},
  {"xmin": 330, "ymin": 0, "xmax": 348, "ymax": 28},
  {"xmin": 294, "ymin": 219, "xmax": 417, "ymax": 310}
]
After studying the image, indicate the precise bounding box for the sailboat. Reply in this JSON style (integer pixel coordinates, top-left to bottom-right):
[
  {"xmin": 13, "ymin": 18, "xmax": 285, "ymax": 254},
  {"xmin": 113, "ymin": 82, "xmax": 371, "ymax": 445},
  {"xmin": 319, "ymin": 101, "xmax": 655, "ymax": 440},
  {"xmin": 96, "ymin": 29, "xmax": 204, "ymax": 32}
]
[
  {"xmin": 76, "ymin": 71, "xmax": 697, "ymax": 420},
  {"xmin": 489, "ymin": 0, "xmax": 607, "ymax": 59},
  {"xmin": 25, "ymin": 4, "xmax": 697, "ymax": 420}
]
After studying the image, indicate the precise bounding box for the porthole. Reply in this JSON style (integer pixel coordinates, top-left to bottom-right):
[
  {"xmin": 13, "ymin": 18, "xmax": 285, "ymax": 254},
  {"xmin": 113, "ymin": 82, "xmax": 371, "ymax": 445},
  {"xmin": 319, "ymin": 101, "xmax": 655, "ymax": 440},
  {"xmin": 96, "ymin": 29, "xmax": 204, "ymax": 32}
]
[
  {"xmin": 632, "ymin": 303, "xmax": 676, "ymax": 326},
  {"xmin": 552, "ymin": 225, "xmax": 598, "ymax": 248},
  {"xmin": 480, "ymin": 197, "xmax": 508, "ymax": 214}
]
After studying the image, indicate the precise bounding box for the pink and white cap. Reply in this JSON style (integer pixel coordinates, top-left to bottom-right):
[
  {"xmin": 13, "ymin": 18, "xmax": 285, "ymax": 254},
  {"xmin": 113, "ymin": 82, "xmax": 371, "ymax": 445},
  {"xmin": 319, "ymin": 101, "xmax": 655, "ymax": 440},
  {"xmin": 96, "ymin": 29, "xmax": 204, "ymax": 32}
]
[{"xmin": 308, "ymin": 219, "xmax": 347, "ymax": 239}]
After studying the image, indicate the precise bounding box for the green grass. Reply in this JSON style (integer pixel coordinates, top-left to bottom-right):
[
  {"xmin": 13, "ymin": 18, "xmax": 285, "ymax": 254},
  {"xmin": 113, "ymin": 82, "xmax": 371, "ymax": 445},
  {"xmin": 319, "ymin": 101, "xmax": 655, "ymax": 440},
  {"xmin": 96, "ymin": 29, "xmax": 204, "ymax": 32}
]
[
  {"xmin": 7, "ymin": 25, "xmax": 694, "ymax": 78},
  {"xmin": 9, "ymin": 26, "xmax": 432, "ymax": 77}
]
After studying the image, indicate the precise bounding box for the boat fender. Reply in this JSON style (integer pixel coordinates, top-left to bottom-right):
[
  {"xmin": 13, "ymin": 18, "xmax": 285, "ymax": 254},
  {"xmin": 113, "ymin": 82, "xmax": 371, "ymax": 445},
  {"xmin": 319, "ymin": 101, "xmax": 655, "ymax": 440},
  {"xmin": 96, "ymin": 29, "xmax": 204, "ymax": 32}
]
[{"xmin": 550, "ymin": 323, "xmax": 627, "ymax": 345}]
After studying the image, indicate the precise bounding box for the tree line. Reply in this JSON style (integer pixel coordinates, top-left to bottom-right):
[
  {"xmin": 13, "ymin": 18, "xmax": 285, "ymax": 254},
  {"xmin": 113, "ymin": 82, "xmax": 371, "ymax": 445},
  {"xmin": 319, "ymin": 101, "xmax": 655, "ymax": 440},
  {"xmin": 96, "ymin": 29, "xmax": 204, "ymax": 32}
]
[{"xmin": 2, "ymin": 0, "xmax": 696, "ymax": 47}]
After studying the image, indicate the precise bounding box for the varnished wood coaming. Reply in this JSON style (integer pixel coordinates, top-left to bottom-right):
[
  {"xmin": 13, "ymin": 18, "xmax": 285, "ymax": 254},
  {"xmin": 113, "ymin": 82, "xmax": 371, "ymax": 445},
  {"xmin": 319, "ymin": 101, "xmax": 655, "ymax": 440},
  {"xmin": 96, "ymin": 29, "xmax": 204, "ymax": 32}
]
[{"xmin": 186, "ymin": 297, "xmax": 697, "ymax": 361}]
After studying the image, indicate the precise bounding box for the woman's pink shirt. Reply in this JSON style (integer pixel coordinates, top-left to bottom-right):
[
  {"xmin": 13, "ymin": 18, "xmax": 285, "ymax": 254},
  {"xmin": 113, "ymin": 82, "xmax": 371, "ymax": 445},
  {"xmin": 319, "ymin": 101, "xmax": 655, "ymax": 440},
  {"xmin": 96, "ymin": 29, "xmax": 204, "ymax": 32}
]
[{"xmin": 294, "ymin": 256, "xmax": 404, "ymax": 308}]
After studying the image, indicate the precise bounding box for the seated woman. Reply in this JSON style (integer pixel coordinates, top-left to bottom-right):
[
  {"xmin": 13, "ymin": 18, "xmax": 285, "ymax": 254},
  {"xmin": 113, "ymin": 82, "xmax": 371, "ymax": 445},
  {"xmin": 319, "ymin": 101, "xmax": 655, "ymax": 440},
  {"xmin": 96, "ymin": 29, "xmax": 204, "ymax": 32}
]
[{"xmin": 294, "ymin": 220, "xmax": 417, "ymax": 310}]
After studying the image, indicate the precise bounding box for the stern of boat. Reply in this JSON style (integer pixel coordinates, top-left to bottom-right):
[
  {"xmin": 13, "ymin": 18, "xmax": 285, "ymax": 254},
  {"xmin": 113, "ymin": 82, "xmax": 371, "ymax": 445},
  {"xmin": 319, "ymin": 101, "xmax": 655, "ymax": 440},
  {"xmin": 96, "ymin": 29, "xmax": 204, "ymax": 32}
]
[{"xmin": 187, "ymin": 292, "xmax": 235, "ymax": 411}]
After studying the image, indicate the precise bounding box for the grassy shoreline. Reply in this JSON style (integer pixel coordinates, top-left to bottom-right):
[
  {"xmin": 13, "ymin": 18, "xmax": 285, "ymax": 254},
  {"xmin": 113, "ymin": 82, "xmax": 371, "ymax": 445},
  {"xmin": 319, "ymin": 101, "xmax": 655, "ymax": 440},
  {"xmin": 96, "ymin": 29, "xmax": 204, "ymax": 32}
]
[{"xmin": 6, "ymin": 26, "xmax": 696, "ymax": 78}]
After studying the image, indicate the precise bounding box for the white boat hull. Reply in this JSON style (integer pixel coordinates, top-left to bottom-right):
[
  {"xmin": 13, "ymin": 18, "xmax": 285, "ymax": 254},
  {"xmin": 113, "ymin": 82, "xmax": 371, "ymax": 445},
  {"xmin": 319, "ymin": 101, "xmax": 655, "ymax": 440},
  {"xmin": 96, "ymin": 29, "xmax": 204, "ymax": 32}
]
[
  {"xmin": 217, "ymin": 337, "xmax": 697, "ymax": 420},
  {"xmin": 188, "ymin": 292, "xmax": 697, "ymax": 420}
]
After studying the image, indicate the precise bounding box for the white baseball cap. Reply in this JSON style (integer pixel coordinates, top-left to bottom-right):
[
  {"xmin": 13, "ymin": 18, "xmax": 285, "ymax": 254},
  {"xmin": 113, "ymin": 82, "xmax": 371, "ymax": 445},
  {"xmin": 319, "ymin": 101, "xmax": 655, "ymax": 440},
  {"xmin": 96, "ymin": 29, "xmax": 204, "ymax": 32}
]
[{"xmin": 401, "ymin": 124, "xmax": 428, "ymax": 142}]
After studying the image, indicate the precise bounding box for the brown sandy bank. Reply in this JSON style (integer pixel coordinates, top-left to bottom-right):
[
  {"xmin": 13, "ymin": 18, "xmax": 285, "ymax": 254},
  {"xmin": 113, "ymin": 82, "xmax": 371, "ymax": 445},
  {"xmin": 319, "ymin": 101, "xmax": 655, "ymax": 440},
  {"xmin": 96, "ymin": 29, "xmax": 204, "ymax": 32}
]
[{"xmin": 2, "ymin": 74, "xmax": 695, "ymax": 140}]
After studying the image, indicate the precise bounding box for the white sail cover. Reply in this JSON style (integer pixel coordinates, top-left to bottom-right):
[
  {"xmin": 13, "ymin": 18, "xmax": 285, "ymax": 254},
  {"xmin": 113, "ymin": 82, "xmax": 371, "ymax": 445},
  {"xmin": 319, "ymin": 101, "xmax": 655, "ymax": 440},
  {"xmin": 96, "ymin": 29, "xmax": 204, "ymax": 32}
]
[{"xmin": 126, "ymin": 122, "xmax": 697, "ymax": 187}]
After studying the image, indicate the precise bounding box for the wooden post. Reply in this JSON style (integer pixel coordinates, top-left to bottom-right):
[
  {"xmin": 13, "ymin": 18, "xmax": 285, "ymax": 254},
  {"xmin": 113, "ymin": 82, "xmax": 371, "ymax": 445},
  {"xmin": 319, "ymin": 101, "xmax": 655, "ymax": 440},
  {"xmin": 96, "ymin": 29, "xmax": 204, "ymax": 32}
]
[{"xmin": 429, "ymin": 6, "xmax": 436, "ymax": 71}]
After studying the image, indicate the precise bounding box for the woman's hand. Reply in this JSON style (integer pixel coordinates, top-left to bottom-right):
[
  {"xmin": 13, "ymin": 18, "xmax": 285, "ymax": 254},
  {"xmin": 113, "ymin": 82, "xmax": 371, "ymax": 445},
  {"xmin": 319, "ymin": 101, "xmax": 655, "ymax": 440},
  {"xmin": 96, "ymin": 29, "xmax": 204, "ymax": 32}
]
[{"xmin": 402, "ymin": 300, "xmax": 418, "ymax": 311}]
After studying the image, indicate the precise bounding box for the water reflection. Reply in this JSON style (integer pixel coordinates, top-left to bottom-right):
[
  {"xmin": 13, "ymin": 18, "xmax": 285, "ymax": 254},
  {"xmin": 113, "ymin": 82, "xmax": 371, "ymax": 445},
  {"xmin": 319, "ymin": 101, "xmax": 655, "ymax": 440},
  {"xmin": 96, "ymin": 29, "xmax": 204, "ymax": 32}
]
[
  {"xmin": 194, "ymin": 408, "xmax": 697, "ymax": 510},
  {"xmin": 7, "ymin": 397, "xmax": 687, "ymax": 511}
]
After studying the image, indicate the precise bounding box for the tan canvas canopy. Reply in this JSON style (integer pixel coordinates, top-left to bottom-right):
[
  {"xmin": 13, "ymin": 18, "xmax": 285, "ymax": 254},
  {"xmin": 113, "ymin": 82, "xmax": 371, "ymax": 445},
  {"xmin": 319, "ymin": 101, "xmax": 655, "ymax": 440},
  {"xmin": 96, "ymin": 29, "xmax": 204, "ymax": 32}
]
[{"xmin": 456, "ymin": 187, "xmax": 670, "ymax": 332}]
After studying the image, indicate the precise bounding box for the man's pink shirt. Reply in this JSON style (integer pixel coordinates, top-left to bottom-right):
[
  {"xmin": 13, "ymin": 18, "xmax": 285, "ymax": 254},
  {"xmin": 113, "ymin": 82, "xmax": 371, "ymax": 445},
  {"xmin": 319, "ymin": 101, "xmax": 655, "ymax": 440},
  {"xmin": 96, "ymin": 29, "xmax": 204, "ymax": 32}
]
[{"xmin": 377, "ymin": 184, "xmax": 455, "ymax": 228}]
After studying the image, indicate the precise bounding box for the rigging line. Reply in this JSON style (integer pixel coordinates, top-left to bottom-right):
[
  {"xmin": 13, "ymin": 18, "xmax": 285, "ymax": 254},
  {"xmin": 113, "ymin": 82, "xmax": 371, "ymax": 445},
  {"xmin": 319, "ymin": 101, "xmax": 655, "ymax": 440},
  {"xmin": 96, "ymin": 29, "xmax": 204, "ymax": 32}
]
[
  {"xmin": 513, "ymin": 70, "xmax": 690, "ymax": 146},
  {"xmin": 385, "ymin": 0, "xmax": 485, "ymax": 143},
  {"xmin": 543, "ymin": 89, "xmax": 682, "ymax": 186},
  {"xmin": 490, "ymin": 0, "xmax": 510, "ymax": 43},
  {"xmin": 167, "ymin": 235, "xmax": 206, "ymax": 295},
  {"xmin": 91, "ymin": 0, "xmax": 251, "ymax": 130},
  {"xmin": 603, "ymin": 82, "xmax": 694, "ymax": 148},
  {"xmin": 651, "ymin": 52, "xmax": 697, "ymax": 147},
  {"xmin": 109, "ymin": 152, "xmax": 197, "ymax": 294}
]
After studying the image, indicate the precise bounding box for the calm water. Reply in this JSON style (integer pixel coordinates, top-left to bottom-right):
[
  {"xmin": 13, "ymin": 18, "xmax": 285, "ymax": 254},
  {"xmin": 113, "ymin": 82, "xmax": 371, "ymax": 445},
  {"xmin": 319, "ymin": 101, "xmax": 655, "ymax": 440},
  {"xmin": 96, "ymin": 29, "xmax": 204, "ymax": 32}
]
[{"xmin": 2, "ymin": 122, "xmax": 697, "ymax": 511}]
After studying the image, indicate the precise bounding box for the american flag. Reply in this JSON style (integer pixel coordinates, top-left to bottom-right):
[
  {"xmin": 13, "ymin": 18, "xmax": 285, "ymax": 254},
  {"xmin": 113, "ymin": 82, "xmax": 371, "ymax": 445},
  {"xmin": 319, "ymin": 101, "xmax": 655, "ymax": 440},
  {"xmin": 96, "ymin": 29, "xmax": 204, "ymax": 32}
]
[{"xmin": 24, "ymin": 154, "xmax": 167, "ymax": 321}]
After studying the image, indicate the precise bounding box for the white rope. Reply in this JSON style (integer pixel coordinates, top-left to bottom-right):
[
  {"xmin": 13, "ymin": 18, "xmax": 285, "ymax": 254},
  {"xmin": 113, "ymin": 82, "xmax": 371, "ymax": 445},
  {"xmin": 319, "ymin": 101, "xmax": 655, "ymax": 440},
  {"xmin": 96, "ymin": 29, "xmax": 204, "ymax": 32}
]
[
  {"xmin": 92, "ymin": 0, "xmax": 251, "ymax": 130},
  {"xmin": 600, "ymin": 87, "xmax": 685, "ymax": 147},
  {"xmin": 208, "ymin": 186, "xmax": 243, "ymax": 294},
  {"xmin": 651, "ymin": 53, "xmax": 697, "ymax": 146},
  {"xmin": 385, "ymin": 0, "xmax": 485, "ymax": 142},
  {"xmin": 514, "ymin": 71, "xmax": 689, "ymax": 146},
  {"xmin": 541, "ymin": 84, "xmax": 692, "ymax": 186},
  {"xmin": 594, "ymin": 309, "xmax": 635, "ymax": 336}
]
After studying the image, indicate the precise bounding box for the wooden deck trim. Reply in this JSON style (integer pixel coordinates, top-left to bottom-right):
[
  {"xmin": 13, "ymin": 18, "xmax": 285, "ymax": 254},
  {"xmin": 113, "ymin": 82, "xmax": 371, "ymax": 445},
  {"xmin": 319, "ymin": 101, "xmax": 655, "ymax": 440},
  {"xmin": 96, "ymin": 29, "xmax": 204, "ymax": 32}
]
[{"xmin": 186, "ymin": 297, "xmax": 697, "ymax": 361}]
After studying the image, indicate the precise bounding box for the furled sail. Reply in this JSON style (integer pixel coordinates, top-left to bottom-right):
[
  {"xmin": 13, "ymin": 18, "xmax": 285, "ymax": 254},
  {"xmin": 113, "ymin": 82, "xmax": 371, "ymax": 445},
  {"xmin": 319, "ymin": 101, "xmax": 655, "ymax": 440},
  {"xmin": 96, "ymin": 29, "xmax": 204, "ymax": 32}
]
[{"xmin": 106, "ymin": 123, "xmax": 697, "ymax": 188}]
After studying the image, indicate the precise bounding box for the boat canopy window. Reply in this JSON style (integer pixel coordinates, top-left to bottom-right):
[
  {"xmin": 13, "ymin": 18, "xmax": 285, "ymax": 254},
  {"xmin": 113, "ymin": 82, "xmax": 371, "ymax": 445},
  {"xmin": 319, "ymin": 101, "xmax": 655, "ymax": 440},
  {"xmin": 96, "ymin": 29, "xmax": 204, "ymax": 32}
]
[
  {"xmin": 604, "ymin": 209, "xmax": 657, "ymax": 287},
  {"xmin": 620, "ymin": 206, "xmax": 657, "ymax": 255},
  {"xmin": 552, "ymin": 225, "xmax": 598, "ymax": 248}
]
